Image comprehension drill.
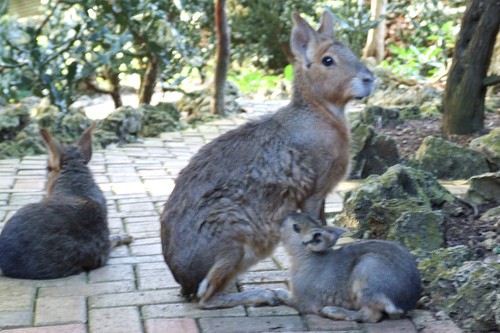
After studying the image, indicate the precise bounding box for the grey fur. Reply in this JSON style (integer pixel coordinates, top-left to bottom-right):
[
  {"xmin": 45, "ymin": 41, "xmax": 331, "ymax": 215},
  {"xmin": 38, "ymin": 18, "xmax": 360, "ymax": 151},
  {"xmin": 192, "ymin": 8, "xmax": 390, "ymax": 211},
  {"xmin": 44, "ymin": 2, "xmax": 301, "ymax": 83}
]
[
  {"xmin": 278, "ymin": 213, "xmax": 421, "ymax": 322},
  {"xmin": 0, "ymin": 124, "xmax": 132, "ymax": 279}
]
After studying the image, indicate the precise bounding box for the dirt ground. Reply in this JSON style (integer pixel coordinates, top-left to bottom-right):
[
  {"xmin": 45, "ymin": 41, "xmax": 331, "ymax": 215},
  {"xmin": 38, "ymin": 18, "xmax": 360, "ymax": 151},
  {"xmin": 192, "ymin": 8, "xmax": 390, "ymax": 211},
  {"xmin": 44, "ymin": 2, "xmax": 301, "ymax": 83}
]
[
  {"xmin": 377, "ymin": 112, "xmax": 500, "ymax": 260},
  {"xmin": 377, "ymin": 111, "xmax": 500, "ymax": 160}
]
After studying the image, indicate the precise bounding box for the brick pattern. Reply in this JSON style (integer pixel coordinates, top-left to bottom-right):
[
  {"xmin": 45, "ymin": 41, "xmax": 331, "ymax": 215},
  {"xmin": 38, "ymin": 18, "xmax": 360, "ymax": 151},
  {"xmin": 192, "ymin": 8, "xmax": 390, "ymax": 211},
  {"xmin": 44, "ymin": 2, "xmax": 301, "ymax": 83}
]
[{"xmin": 0, "ymin": 100, "xmax": 465, "ymax": 332}]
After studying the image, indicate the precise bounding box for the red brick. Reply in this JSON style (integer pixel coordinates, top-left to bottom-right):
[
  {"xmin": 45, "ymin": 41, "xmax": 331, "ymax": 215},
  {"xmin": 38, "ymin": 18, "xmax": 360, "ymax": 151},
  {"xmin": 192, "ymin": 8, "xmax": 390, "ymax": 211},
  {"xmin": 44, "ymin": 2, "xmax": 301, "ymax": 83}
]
[{"xmin": 146, "ymin": 318, "xmax": 200, "ymax": 333}]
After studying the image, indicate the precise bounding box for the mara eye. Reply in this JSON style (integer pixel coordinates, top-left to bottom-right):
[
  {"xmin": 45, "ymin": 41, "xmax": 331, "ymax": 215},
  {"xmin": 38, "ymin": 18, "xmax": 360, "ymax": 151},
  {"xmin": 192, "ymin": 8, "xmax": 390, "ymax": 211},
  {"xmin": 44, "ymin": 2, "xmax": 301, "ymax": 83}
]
[
  {"xmin": 46, "ymin": 166, "xmax": 52, "ymax": 172},
  {"xmin": 292, "ymin": 224, "xmax": 300, "ymax": 233},
  {"xmin": 322, "ymin": 56, "xmax": 335, "ymax": 67}
]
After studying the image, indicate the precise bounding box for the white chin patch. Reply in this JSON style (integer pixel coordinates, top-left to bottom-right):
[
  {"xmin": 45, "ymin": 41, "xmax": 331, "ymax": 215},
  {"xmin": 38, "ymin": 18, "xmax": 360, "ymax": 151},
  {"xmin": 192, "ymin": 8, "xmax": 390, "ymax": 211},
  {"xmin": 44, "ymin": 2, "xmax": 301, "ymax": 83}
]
[
  {"xmin": 197, "ymin": 278, "xmax": 209, "ymax": 298},
  {"xmin": 351, "ymin": 79, "xmax": 373, "ymax": 99}
]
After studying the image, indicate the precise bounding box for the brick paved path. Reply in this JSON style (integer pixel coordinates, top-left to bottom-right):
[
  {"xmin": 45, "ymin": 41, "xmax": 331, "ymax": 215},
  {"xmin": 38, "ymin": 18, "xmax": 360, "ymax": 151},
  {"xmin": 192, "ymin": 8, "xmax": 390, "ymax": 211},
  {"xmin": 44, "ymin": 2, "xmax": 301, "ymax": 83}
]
[{"xmin": 0, "ymin": 100, "xmax": 464, "ymax": 332}]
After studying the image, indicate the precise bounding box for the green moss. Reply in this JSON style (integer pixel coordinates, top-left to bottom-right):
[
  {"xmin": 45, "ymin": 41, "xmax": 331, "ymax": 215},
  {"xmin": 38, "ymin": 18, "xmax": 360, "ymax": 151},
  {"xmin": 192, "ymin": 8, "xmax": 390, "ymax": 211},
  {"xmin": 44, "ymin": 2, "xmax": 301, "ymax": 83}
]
[
  {"xmin": 441, "ymin": 262, "xmax": 500, "ymax": 332},
  {"xmin": 414, "ymin": 136, "xmax": 490, "ymax": 179},
  {"xmin": 336, "ymin": 165, "xmax": 454, "ymax": 240},
  {"xmin": 387, "ymin": 210, "xmax": 444, "ymax": 251},
  {"xmin": 140, "ymin": 103, "xmax": 185, "ymax": 137},
  {"xmin": 470, "ymin": 127, "xmax": 500, "ymax": 168},
  {"xmin": 416, "ymin": 245, "xmax": 473, "ymax": 288}
]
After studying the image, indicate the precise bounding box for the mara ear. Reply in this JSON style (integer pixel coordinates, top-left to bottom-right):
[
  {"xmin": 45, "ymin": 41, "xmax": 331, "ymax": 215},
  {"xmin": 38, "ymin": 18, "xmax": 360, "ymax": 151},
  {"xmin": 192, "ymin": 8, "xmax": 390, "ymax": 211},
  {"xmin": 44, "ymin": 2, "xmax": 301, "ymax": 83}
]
[
  {"xmin": 324, "ymin": 226, "xmax": 348, "ymax": 243},
  {"xmin": 303, "ymin": 226, "xmax": 348, "ymax": 252},
  {"xmin": 317, "ymin": 10, "xmax": 335, "ymax": 39},
  {"xmin": 76, "ymin": 123, "xmax": 96, "ymax": 164},
  {"xmin": 40, "ymin": 128, "xmax": 61, "ymax": 171},
  {"xmin": 290, "ymin": 12, "xmax": 317, "ymax": 67},
  {"xmin": 303, "ymin": 228, "xmax": 334, "ymax": 252}
]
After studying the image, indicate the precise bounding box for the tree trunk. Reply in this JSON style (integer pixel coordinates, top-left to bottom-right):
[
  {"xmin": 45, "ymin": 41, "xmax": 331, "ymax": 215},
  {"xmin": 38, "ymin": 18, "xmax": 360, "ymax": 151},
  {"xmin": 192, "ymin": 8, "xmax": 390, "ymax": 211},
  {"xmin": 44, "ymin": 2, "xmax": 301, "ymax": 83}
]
[
  {"xmin": 138, "ymin": 55, "xmax": 159, "ymax": 105},
  {"xmin": 85, "ymin": 66, "xmax": 123, "ymax": 109},
  {"xmin": 210, "ymin": 0, "xmax": 230, "ymax": 116},
  {"xmin": 442, "ymin": 0, "xmax": 500, "ymax": 135},
  {"xmin": 103, "ymin": 65, "xmax": 122, "ymax": 109},
  {"xmin": 362, "ymin": 0, "xmax": 386, "ymax": 63},
  {"xmin": 489, "ymin": 31, "xmax": 500, "ymax": 94}
]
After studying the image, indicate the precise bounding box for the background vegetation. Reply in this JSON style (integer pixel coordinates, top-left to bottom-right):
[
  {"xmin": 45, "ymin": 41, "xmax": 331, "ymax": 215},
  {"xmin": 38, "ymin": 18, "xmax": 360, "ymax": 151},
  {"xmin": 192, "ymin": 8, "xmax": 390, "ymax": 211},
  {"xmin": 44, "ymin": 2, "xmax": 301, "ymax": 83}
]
[{"xmin": 0, "ymin": 0, "xmax": 498, "ymax": 135}]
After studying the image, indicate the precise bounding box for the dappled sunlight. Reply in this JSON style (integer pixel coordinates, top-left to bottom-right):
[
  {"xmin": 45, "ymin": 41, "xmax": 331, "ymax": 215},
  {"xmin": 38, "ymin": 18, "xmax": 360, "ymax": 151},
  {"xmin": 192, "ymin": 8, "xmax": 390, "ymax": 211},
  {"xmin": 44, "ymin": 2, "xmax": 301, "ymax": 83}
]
[
  {"xmin": 143, "ymin": 179, "xmax": 176, "ymax": 197},
  {"xmin": 98, "ymin": 179, "xmax": 175, "ymax": 196}
]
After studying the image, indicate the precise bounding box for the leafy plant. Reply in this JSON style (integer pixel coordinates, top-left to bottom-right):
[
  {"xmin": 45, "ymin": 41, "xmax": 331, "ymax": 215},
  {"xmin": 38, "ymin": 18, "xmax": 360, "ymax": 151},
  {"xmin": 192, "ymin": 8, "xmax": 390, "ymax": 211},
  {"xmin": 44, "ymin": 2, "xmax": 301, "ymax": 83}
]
[
  {"xmin": 0, "ymin": 0, "xmax": 201, "ymax": 110},
  {"xmin": 228, "ymin": 69, "xmax": 280, "ymax": 93},
  {"xmin": 228, "ymin": 64, "xmax": 293, "ymax": 93},
  {"xmin": 0, "ymin": 2, "xmax": 92, "ymax": 111},
  {"xmin": 382, "ymin": 20, "xmax": 459, "ymax": 79},
  {"xmin": 322, "ymin": 0, "xmax": 381, "ymax": 57},
  {"xmin": 230, "ymin": 0, "xmax": 317, "ymax": 70}
]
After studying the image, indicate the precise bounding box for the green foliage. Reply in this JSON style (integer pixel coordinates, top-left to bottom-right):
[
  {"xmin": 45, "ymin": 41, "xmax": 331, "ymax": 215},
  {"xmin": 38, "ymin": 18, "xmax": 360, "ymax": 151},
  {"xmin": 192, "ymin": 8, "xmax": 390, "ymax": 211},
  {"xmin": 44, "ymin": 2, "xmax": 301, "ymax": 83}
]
[
  {"xmin": 324, "ymin": 0, "xmax": 381, "ymax": 57},
  {"xmin": 230, "ymin": 0, "xmax": 317, "ymax": 70},
  {"xmin": 228, "ymin": 64, "xmax": 292, "ymax": 93},
  {"xmin": 393, "ymin": 0, "xmax": 465, "ymax": 47},
  {"xmin": 381, "ymin": 20, "xmax": 459, "ymax": 79},
  {"xmin": 0, "ymin": 3, "xmax": 92, "ymax": 110},
  {"xmin": 0, "ymin": 0, "xmax": 200, "ymax": 110}
]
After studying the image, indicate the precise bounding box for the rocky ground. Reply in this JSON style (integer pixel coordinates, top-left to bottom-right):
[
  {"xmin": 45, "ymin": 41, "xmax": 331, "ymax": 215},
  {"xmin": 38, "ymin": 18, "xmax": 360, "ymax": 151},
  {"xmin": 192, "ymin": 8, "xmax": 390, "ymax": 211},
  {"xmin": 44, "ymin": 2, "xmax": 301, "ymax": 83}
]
[
  {"xmin": 376, "ymin": 112, "xmax": 499, "ymax": 260},
  {"xmin": 378, "ymin": 112, "xmax": 500, "ymax": 160}
]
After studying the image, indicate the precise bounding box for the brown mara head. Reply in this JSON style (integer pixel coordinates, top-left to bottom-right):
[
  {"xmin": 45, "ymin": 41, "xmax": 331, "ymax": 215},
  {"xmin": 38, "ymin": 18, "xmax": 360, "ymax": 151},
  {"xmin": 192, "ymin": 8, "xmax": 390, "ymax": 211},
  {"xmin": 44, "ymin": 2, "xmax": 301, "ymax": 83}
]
[{"xmin": 291, "ymin": 11, "xmax": 374, "ymax": 110}]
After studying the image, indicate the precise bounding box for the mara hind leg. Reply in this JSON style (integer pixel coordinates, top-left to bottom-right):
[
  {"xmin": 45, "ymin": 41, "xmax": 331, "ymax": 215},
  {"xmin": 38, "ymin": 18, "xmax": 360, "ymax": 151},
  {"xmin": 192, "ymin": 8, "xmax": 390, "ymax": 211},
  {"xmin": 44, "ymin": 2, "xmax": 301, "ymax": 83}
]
[
  {"xmin": 198, "ymin": 246, "xmax": 281, "ymax": 309},
  {"xmin": 197, "ymin": 246, "xmax": 245, "ymax": 306},
  {"xmin": 110, "ymin": 234, "xmax": 133, "ymax": 248},
  {"xmin": 200, "ymin": 289, "xmax": 282, "ymax": 309}
]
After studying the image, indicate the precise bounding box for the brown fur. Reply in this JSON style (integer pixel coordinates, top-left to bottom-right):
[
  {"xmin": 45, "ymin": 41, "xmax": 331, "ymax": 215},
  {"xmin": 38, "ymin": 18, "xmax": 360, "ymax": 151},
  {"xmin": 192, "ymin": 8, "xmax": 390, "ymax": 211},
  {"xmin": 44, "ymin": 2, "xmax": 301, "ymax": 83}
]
[{"xmin": 160, "ymin": 11, "xmax": 374, "ymax": 308}]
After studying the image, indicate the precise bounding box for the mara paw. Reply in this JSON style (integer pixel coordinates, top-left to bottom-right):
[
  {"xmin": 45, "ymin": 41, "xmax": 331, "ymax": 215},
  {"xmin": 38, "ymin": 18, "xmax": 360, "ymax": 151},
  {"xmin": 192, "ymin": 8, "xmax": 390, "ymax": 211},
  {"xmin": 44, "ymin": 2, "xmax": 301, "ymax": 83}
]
[{"xmin": 197, "ymin": 278, "xmax": 209, "ymax": 299}]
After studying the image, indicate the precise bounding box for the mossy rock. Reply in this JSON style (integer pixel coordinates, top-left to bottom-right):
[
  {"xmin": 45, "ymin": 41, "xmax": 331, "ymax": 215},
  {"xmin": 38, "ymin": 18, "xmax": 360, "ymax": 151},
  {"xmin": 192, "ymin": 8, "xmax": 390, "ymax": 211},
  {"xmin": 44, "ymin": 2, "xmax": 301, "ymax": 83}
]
[
  {"xmin": 440, "ymin": 261, "xmax": 500, "ymax": 332},
  {"xmin": 464, "ymin": 171, "xmax": 500, "ymax": 204},
  {"xmin": 414, "ymin": 245, "xmax": 473, "ymax": 287},
  {"xmin": 349, "ymin": 121, "xmax": 400, "ymax": 179},
  {"xmin": 416, "ymin": 246, "xmax": 500, "ymax": 331},
  {"xmin": 177, "ymin": 81, "xmax": 242, "ymax": 125},
  {"xmin": 420, "ymin": 101, "xmax": 442, "ymax": 118},
  {"xmin": 15, "ymin": 123, "xmax": 46, "ymax": 156},
  {"xmin": 469, "ymin": 127, "xmax": 500, "ymax": 170},
  {"xmin": 366, "ymin": 75, "xmax": 441, "ymax": 108},
  {"xmin": 398, "ymin": 105, "xmax": 421, "ymax": 120},
  {"xmin": 387, "ymin": 210, "xmax": 445, "ymax": 251},
  {"xmin": 336, "ymin": 164, "xmax": 455, "ymax": 238},
  {"xmin": 361, "ymin": 105, "xmax": 403, "ymax": 127},
  {"xmin": 139, "ymin": 102, "xmax": 184, "ymax": 137},
  {"xmin": 0, "ymin": 103, "xmax": 31, "ymax": 142},
  {"xmin": 414, "ymin": 136, "xmax": 490, "ymax": 179},
  {"xmin": 0, "ymin": 123, "xmax": 46, "ymax": 159},
  {"xmin": 32, "ymin": 104, "xmax": 93, "ymax": 144},
  {"xmin": 97, "ymin": 105, "xmax": 142, "ymax": 146}
]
